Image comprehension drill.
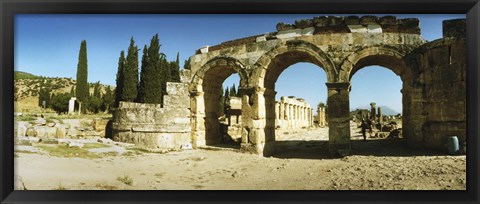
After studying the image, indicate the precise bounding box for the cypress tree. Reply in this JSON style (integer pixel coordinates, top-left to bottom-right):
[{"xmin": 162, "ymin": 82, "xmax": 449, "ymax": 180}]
[
  {"xmin": 70, "ymin": 86, "xmax": 75, "ymax": 97},
  {"xmin": 143, "ymin": 34, "xmax": 163, "ymax": 104},
  {"xmin": 224, "ymin": 87, "xmax": 230, "ymax": 107},
  {"xmin": 123, "ymin": 37, "xmax": 139, "ymax": 102},
  {"xmin": 184, "ymin": 58, "xmax": 191, "ymax": 70},
  {"xmin": 114, "ymin": 51, "xmax": 125, "ymax": 107},
  {"xmin": 230, "ymin": 84, "xmax": 237, "ymax": 97},
  {"xmin": 169, "ymin": 52, "xmax": 181, "ymax": 82},
  {"xmin": 136, "ymin": 45, "xmax": 148, "ymax": 103},
  {"xmin": 76, "ymin": 40, "xmax": 89, "ymax": 110}
]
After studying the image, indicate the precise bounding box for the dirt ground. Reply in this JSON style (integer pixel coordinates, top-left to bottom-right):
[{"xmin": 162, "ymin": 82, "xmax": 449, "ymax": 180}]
[{"xmin": 14, "ymin": 126, "xmax": 466, "ymax": 190}]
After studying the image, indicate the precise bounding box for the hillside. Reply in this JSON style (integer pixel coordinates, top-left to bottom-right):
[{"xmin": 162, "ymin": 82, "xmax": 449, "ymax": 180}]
[
  {"xmin": 350, "ymin": 105, "xmax": 400, "ymax": 116},
  {"xmin": 14, "ymin": 71, "xmax": 114, "ymax": 112}
]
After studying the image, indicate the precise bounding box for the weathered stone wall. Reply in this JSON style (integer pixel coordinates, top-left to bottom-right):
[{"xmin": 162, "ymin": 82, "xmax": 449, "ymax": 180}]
[
  {"xmin": 186, "ymin": 16, "xmax": 467, "ymax": 156},
  {"xmin": 112, "ymin": 70, "xmax": 191, "ymax": 149},
  {"xmin": 404, "ymin": 19, "xmax": 466, "ymax": 150}
]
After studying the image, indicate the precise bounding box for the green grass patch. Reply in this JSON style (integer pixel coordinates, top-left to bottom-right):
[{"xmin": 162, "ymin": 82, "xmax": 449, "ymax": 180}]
[
  {"xmin": 83, "ymin": 143, "xmax": 110, "ymax": 149},
  {"xmin": 116, "ymin": 175, "xmax": 133, "ymax": 186},
  {"xmin": 34, "ymin": 143, "xmax": 101, "ymax": 159},
  {"xmin": 14, "ymin": 149, "xmax": 36, "ymax": 154}
]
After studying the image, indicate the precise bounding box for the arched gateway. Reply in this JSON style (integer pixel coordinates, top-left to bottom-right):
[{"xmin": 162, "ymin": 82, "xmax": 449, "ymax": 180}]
[{"xmin": 112, "ymin": 16, "xmax": 466, "ymax": 157}]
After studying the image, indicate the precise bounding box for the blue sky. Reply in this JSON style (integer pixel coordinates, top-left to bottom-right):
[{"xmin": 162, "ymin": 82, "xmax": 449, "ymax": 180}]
[{"xmin": 15, "ymin": 14, "xmax": 464, "ymax": 113}]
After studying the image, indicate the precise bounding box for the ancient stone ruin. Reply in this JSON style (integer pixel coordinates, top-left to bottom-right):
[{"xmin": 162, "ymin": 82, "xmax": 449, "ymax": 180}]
[
  {"xmin": 111, "ymin": 16, "xmax": 466, "ymax": 156},
  {"xmin": 275, "ymin": 96, "xmax": 313, "ymax": 129}
]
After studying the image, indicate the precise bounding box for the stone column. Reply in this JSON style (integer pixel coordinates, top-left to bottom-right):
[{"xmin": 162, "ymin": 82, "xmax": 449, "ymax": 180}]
[
  {"xmin": 239, "ymin": 86, "xmax": 274, "ymax": 156},
  {"xmin": 190, "ymin": 91, "xmax": 206, "ymax": 148},
  {"xmin": 370, "ymin": 102, "xmax": 376, "ymax": 120},
  {"xmin": 377, "ymin": 107, "xmax": 383, "ymax": 124},
  {"xmin": 68, "ymin": 97, "xmax": 76, "ymax": 115},
  {"xmin": 289, "ymin": 104, "xmax": 293, "ymax": 128},
  {"xmin": 279, "ymin": 101, "xmax": 285, "ymax": 128},
  {"xmin": 326, "ymin": 82, "xmax": 351, "ymax": 155}
]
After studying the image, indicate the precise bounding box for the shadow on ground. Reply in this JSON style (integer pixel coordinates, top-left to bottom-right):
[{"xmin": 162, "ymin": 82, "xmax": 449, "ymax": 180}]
[{"xmin": 272, "ymin": 138, "xmax": 445, "ymax": 160}]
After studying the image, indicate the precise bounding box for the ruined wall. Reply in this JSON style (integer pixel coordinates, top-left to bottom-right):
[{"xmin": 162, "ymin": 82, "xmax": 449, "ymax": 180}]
[
  {"xmin": 111, "ymin": 70, "xmax": 191, "ymax": 149},
  {"xmin": 405, "ymin": 19, "xmax": 466, "ymax": 150},
  {"xmin": 275, "ymin": 96, "xmax": 313, "ymax": 129}
]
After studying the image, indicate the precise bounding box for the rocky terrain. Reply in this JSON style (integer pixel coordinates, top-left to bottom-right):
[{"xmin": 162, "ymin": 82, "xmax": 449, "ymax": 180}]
[
  {"xmin": 14, "ymin": 126, "xmax": 466, "ymax": 190},
  {"xmin": 14, "ymin": 71, "xmax": 113, "ymax": 112}
]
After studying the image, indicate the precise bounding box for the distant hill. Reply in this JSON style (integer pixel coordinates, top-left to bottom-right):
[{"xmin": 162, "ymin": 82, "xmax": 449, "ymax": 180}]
[
  {"xmin": 350, "ymin": 105, "xmax": 400, "ymax": 116},
  {"xmin": 14, "ymin": 71, "xmax": 46, "ymax": 80},
  {"xmin": 14, "ymin": 71, "xmax": 113, "ymax": 112}
]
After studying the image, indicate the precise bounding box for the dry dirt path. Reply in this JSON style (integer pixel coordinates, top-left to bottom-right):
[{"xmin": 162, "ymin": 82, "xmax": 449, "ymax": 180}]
[{"xmin": 14, "ymin": 127, "xmax": 466, "ymax": 190}]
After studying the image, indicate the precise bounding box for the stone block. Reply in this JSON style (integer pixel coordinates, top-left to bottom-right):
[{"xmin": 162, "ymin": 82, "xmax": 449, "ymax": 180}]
[
  {"xmin": 443, "ymin": 19, "xmax": 466, "ymax": 38},
  {"xmin": 93, "ymin": 118, "xmax": 109, "ymax": 131},
  {"xmin": 344, "ymin": 16, "xmax": 360, "ymax": 25},
  {"xmin": 313, "ymin": 16, "xmax": 328, "ymax": 27},
  {"xmin": 379, "ymin": 16, "xmax": 397, "ymax": 26},
  {"xmin": 360, "ymin": 16, "xmax": 378, "ymax": 25},
  {"xmin": 302, "ymin": 27, "xmax": 315, "ymax": 36},
  {"xmin": 367, "ymin": 24, "xmax": 382, "ymax": 33},
  {"xmin": 276, "ymin": 29, "xmax": 303, "ymax": 39},
  {"xmin": 15, "ymin": 122, "xmax": 30, "ymax": 137},
  {"xmin": 295, "ymin": 19, "xmax": 313, "ymax": 29},
  {"xmin": 55, "ymin": 126, "xmax": 67, "ymax": 139},
  {"xmin": 276, "ymin": 22, "xmax": 295, "ymax": 31},
  {"xmin": 347, "ymin": 25, "xmax": 367, "ymax": 33}
]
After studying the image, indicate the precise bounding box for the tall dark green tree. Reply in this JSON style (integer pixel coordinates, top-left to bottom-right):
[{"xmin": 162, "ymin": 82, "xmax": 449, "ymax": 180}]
[
  {"xmin": 224, "ymin": 87, "xmax": 230, "ymax": 107},
  {"xmin": 38, "ymin": 86, "xmax": 51, "ymax": 108},
  {"xmin": 70, "ymin": 86, "xmax": 75, "ymax": 97},
  {"xmin": 230, "ymin": 84, "xmax": 237, "ymax": 97},
  {"xmin": 136, "ymin": 45, "xmax": 149, "ymax": 103},
  {"xmin": 122, "ymin": 37, "xmax": 139, "ymax": 102},
  {"xmin": 169, "ymin": 52, "xmax": 181, "ymax": 82},
  {"xmin": 142, "ymin": 34, "xmax": 164, "ymax": 104},
  {"xmin": 102, "ymin": 86, "xmax": 115, "ymax": 113},
  {"xmin": 76, "ymin": 40, "xmax": 89, "ymax": 111},
  {"xmin": 114, "ymin": 51, "xmax": 125, "ymax": 107},
  {"xmin": 183, "ymin": 58, "xmax": 191, "ymax": 70}
]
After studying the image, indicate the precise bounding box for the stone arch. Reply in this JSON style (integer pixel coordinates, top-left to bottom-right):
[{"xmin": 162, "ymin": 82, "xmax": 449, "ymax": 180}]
[
  {"xmin": 251, "ymin": 40, "xmax": 336, "ymax": 89},
  {"xmin": 339, "ymin": 45, "xmax": 412, "ymax": 84},
  {"xmin": 246, "ymin": 40, "xmax": 335, "ymax": 155},
  {"xmin": 340, "ymin": 45, "xmax": 415, "ymax": 149},
  {"xmin": 189, "ymin": 56, "xmax": 248, "ymax": 93},
  {"xmin": 189, "ymin": 56, "xmax": 248, "ymax": 147}
]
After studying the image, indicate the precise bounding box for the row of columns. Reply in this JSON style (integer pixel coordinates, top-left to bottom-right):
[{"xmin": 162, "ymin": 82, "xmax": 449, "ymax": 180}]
[
  {"xmin": 274, "ymin": 96, "xmax": 313, "ymax": 129},
  {"xmin": 190, "ymin": 82, "xmax": 352, "ymax": 156}
]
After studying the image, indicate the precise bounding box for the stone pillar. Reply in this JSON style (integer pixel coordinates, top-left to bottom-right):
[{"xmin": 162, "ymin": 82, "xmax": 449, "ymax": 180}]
[
  {"xmin": 275, "ymin": 102, "xmax": 280, "ymax": 127},
  {"xmin": 68, "ymin": 97, "xmax": 76, "ymax": 115},
  {"xmin": 377, "ymin": 107, "xmax": 383, "ymax": 123},
  {"xmin": 370, "ymin": 102, "xmax": 376, "ymax": 121},
  {"xmin": 190, "ymin": 91, "xmax": 206, "ymax": 148},
  {"xmin": 279, "ymin": 101, "xmax": 284, "ymax": 128},
  {"xmin": 326, "ymin": 82, "xmax": 351, "ymax": 155},
  {"xmin": 239, "ymin": 86, "xmax": 274, "ymax": 156},
  {"xmin": 289, "ymin": 104, "xmax": 293, "ymax": 128}
]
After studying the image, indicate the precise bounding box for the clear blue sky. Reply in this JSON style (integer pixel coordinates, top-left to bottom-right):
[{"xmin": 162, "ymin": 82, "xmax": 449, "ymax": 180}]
[{"xmin": 15, "ymin": 14, "xmax": 464, "ymax": 113}]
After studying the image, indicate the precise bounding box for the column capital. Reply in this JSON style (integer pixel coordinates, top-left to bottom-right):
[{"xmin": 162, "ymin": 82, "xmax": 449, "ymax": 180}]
[
  {"xmin": 326, "ymin": 82, "xmax": 351, "ymax": 90},
  {"xmin": 190, "ymin": 91, "xmax": 204, "ymax": 96},
  {"xmin": 238, "ymin": 86, "xmax": 266, "ymax": 95}
]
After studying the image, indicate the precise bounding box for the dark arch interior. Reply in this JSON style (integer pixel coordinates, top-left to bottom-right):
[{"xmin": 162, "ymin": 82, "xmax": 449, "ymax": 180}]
[
  {"xmin": 350, "ymin": 62, "xmax": 406, "ymax": 150},
  {"xmin": 202, "ymin": 65, "xmax": 238, "ymax": 145}
]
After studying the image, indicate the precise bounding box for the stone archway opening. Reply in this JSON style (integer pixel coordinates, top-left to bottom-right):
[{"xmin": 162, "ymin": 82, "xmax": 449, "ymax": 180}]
[
  {"xmin": 350, "ymin": 66, "xmax": 403, "ymax": 144},
  {"xmin": 262, "ymin": 50, "xmax": 331, "ymax": 156},
  {"xmin": 201, "ymin": 65, "xmax": 242, "ymax": 148},
  {"xmin": 272, "ymin": 62, "xmax": 330, "ymax": 155},
  {"xmin": 346, "ymin": 53, "xmax": 413, "ymax": 153}
]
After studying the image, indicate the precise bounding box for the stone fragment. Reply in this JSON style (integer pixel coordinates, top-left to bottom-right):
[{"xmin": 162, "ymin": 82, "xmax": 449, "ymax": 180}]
[{"xmin": 276, "ymin": 22, "xmax": 295, "ymax": 31}]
